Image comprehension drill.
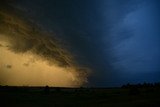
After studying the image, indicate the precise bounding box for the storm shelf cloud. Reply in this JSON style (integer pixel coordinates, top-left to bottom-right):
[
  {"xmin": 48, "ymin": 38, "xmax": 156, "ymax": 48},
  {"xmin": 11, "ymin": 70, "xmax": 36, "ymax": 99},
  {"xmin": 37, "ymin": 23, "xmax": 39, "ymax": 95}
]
[{"xmin": 0, "ymin": 0, "xmax": 89, "ymax": 87}]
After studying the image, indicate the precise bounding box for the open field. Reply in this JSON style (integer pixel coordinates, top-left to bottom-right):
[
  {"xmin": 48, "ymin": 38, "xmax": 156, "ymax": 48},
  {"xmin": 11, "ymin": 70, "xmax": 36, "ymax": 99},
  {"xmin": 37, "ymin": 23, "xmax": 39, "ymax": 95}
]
[{"xmin": 0, "ymin": 86, "xmax": 160, "ymax": 107}]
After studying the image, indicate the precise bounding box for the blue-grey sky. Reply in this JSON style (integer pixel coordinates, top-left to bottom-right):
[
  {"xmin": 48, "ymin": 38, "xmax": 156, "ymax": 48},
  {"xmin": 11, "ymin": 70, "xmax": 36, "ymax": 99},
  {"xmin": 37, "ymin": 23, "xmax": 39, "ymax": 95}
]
[
  {"xmin": 1, "ymin": 0, "xmax": 160, "ymax": 87},
  {"xmin": 103, "ymin": 0, "xmax": 160, "ymax": 86}
]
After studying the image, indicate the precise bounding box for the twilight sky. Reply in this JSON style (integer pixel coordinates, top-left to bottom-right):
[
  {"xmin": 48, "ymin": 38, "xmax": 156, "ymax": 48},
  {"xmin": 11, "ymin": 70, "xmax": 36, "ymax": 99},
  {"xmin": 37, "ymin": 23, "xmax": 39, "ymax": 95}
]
[{"xmin": 0, "ymin": 0, "xmax": 160, "ymax": 87}]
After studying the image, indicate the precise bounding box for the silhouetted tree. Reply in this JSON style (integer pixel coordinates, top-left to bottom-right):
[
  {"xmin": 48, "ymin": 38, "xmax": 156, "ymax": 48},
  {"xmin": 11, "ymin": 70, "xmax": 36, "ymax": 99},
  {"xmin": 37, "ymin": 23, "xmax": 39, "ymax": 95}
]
[{"xmin": 44, "ymin": 85, "xmax": 50, "ymax": 94}]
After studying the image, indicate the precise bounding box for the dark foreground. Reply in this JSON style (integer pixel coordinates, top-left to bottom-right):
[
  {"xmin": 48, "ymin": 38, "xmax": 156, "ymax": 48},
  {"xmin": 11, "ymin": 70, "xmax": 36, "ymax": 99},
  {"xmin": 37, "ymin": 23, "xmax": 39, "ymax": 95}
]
[{"xmin": 0, "ymin": 86, "xmax": 160, "ymax": 107}]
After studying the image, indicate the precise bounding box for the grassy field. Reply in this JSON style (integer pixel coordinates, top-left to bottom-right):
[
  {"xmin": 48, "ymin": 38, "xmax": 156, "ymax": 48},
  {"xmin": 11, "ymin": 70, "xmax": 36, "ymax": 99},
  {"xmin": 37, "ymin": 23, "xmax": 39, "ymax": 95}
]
[{"xmin": 0, "ymin": 86, "xmax": 160, "ymax": 107}]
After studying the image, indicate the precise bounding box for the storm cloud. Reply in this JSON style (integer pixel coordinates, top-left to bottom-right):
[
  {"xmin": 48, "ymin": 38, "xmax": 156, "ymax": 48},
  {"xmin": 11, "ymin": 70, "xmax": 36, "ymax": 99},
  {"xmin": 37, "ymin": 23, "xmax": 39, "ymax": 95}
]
[
  {"xmin": 0, "ymin": 0, "xmax": 160, "ymax": 87},
  {"xmin": 0, "ymin": 0, "xmax": 89, "ymax": 87}
]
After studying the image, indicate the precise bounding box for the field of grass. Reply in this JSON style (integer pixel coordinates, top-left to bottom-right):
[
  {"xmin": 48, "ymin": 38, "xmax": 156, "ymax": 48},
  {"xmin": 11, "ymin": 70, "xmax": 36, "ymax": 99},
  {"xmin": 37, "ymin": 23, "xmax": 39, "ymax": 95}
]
[{"xmin": 0, "ymin": 86, "xmax": 160, "ymax": 107}]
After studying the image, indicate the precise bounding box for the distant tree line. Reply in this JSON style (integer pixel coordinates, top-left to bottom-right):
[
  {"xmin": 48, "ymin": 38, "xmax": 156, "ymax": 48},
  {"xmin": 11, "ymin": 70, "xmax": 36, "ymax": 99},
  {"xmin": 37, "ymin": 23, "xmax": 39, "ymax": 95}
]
[{"xmin": 122, "ymin": 82, "xmax": 160, "ymax": 88}]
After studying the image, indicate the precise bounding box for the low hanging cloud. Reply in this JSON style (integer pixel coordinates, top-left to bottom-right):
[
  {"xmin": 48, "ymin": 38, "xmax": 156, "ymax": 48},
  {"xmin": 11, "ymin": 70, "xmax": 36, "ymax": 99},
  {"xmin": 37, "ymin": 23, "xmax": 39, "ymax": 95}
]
[{"xmin": 0, "ymin": 1, "xmax": 89, "ymax": 87}]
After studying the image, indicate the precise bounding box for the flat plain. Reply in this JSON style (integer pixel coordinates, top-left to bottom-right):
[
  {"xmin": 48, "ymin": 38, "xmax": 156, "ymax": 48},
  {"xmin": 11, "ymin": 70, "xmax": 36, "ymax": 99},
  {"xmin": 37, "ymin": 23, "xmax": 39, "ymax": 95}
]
[{"xmin": 0, "ymin": 86, "xmax": 160, "ymax": 107}]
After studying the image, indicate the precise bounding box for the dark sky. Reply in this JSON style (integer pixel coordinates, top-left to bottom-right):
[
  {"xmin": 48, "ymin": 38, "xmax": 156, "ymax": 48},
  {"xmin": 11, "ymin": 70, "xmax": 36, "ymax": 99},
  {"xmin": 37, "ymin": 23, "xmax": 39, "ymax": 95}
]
[{"xmin": 3, "ymin": 0, "xmax": 160, "ymax": 87}]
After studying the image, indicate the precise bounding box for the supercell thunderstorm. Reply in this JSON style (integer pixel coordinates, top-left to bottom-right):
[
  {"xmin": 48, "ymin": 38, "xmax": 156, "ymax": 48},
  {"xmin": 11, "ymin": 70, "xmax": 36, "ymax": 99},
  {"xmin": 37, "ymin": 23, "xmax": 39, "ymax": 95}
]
[{"xmin": 0, "ymin": 1, "xmax": 89, "ymax": 87}]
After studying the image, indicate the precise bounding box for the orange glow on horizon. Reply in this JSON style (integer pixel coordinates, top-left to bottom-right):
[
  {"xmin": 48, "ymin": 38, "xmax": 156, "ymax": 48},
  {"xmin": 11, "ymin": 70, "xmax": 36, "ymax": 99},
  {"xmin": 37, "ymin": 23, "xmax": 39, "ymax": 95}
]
[{"xmin": 0, "ymin": 37, "xmax": 85, "ymax": 87}]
